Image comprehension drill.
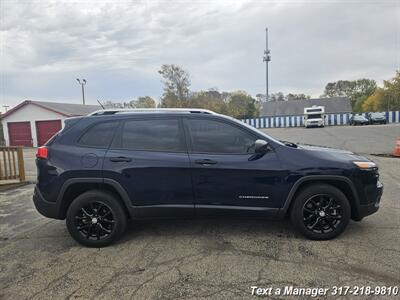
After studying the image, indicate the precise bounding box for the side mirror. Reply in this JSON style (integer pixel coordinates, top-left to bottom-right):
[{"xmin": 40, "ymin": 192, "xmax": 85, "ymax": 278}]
[{"xmin": 254, "ymin": 139, "xmax": 269, "ymax": 154}]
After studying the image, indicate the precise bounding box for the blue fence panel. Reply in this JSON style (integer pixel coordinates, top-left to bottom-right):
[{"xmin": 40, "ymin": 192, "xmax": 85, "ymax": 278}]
[{"xmin": 242, "ymin": 111, "xmax": 399, "ymax": 129}]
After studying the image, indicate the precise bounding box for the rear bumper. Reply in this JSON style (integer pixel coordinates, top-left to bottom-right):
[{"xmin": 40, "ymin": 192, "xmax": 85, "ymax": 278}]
[{"xmin": 33, "ymin": 185, "xmax": 63, "ymax": 219}]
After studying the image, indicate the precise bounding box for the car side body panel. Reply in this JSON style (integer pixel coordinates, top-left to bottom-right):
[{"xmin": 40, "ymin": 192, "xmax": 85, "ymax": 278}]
[{"xmin": 33, "ymin": 112, "xmax": 383, "ymax": 223}]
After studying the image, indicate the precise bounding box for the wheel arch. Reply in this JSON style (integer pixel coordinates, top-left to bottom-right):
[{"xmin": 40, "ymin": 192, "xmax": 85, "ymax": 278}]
[
  {"xmin": 57, "ymin": 178, "xmax": 134, "ymax": 219},
  {"xmin": 280, "ymin": 175, "xmax": 360, "ymax": 220}
]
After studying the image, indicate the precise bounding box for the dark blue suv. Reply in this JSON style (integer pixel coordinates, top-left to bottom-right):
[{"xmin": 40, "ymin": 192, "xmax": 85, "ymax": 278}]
[{"xmin": 33, "ymin": 109, "xmax": 383, "ymax": 247}]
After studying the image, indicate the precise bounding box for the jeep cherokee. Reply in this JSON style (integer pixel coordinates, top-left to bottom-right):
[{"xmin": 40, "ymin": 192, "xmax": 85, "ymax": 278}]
[{"xmin": 33, "ymin": 109, "xmax": 383, "ymax": 247}]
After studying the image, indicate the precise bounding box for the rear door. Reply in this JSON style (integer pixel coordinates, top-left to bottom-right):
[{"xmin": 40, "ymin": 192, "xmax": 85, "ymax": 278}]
[
  {"xmin": 102, "ymin": 117, "xmax": 194, "ymax": 218},
  {"xmin": 185, "ymin": 117, "xmax": 283, "ymax": 216}
]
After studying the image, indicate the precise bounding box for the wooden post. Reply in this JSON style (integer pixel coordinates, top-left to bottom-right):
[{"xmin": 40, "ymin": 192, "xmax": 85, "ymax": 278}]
[
  {"xmin": 0, "ymin": 149, "xmax": 3, "ymax": 180},
  {"xmin": 12, "ymin": 149, "xmax": 17, "ymax": 179},
  {"xmin": 7, "ymin": 149, "xmax": 12, "ymax": 180},
  {"xmin": 17, "ymin": 147, "xmax": 25, "ymax": 182},
  {"xmin": 2, "ymin": 149, "xmax": 7, "ymax": 180}
]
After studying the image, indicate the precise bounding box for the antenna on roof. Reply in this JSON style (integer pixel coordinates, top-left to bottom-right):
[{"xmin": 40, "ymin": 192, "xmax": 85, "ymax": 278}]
[{"xmin": 97, "ymin": 99, "xmax": 105, "ymax": 109}]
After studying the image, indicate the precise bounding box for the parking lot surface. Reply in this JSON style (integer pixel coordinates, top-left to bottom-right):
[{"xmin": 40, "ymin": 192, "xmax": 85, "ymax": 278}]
[
  {"xmin": 0, "ymin": 125, "xmax": 399, "ymax": 299},
  {"xmin": 261, "ymin": 123, "xmax": 400, "ymax": 155}
]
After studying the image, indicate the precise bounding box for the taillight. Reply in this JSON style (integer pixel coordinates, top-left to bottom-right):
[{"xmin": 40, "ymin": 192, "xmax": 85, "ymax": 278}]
[{"xmin": 36, "ymin": 147, "xmax": 48, "ymax": 159}]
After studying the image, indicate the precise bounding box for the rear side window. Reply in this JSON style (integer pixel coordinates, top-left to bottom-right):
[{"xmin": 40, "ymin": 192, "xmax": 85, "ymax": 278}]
[
  {"xmin": 79, "ymin": 121, "xmax": 118, "ymax": 148},
  {"xmin": 188, "ymin": 119, "xmax": 257, "ymax": 154},
  {"xmin": 114, "ymin": 119, "xmax": 184, "ymax": 152}
]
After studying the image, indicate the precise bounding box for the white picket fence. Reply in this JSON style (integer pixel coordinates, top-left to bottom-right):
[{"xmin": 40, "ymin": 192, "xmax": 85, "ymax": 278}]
[{"xmin": 242, "ymin": 111, "xmax": 400, "ymax": 129}]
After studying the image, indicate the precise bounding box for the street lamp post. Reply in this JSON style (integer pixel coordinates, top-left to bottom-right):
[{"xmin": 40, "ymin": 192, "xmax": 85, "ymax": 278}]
[
  {"xmin": 263, "ymin": 28, "xmax": 271, "ymax": 102},
  {"xmin": 76, "ymin": 78, "xmax": 86, "ymax": 105}
]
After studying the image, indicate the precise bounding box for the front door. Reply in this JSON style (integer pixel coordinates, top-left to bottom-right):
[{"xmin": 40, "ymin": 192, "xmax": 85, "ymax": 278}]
[
  {"xmin": 185, "ymin": 117, "xmax": 283, "ymax": 216},
  {"xmin": 103, "ymin": 117, "xmax": 194, "ymax": 218}
]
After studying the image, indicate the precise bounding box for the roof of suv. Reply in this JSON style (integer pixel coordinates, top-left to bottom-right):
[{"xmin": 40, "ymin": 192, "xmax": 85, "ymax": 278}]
[{"xmin": 89, "ymin": 108, "xmax": 216, "ymax": 116}]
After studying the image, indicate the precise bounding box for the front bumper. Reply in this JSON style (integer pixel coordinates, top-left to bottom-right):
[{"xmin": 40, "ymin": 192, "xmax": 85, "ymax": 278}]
[
  {"xmin": 371, "ymin": 119, "xmax": 386, "ymax": 124},
  {"xmin": 305, "ymin": 122, "xmax": 324, "ymax": 127},
  {"xmin": 33, "ymin": 185, "xmax": 63, "ymax": 219},
  {"xmin": 353, "ymin": 181, "xmax": 383, "ymax": 221}
]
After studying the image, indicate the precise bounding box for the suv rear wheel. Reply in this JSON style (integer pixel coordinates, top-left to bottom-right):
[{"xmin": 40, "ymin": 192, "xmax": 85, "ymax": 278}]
[
  {"xmin": 290, "ymin": 184, "xmax": 350, "ymax": 240},
  {"xmin": 66, "ymin": 190, "xmax": 127, "ymax": 247}
]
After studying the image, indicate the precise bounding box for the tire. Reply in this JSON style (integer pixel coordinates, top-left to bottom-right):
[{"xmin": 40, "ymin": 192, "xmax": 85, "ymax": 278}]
[
  {"xmin": 290, "ymin": 184, "xmax": 351, "ymax": 240},
  {"xmin": 66, "ymin": 190, "xmax": 127, "ymax": 247}
]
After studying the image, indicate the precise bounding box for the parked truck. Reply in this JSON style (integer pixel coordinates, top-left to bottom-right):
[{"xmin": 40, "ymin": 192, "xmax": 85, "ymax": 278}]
[{"xmin": 304, "ymin": 105, "xmax": 325, "ymax": 128}]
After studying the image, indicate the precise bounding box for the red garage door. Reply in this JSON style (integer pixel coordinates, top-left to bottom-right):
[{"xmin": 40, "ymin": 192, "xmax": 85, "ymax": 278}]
[
  {"xmin": 8, "ymin": 122, "xmax": 33, "ymax": 147},
  {"xmin": 36, "ymin": 120, "xmax": 62, "ymax": 146}
]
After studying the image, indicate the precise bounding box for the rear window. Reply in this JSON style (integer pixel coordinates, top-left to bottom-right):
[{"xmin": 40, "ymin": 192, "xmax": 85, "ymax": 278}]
[
  {"xmin": 79, "ymin": 121, "xmax": 119, "ymax": 148},
  {"xmin": 113, "ymin": 119, "xmax": 184, "ymax": 152}
]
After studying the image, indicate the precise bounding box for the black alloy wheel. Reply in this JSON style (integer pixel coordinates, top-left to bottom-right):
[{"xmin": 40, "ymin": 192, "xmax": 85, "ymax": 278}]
[
  {"xmin": 290, "ymin": 184, "xmax": 350, "ymax": 240},
  {"xmin": 66, "ymin": 190, "xmax": 127, "ymax": 247},
  {"xmin": 302, "ymin": 194, "xmax": 342, "ymax": 234},
  {"xmin": 75, "ymin": 201, "xmax": 115, "ymax": 240}
]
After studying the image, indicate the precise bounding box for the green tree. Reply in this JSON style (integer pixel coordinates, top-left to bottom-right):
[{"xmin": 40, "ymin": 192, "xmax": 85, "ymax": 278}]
[
  {"xmin": 227, "ymin": 91, "xmax": 259, "ymax": 119},
  {"xmin": 255, "ymin": 93, "xmax": 265, "ymax": 102},
  {"xmin": 188, "ymin": 89, "xmax": 229, "ymax": 114},
  {"xmin": 130, "ymin": 96, "xmax": 156, "ymax": 108},
  {"xmin": 361, "ymin": 72, "xmax": 400, "ymax": 112},
  {"xmin": 158, "ymin": 64, "xmax": 191, "ymax": 107},
  {"xmin": 382, "ymin": 70, "xmax": 400, "ymax": 111},
  {"xmin": 322, "ymin": 79, "xmax": 377, "ymax": 108},
  {"xmin": 265, "ymin": 92, "xmax": 310, "ymax": 101},
  {"xmin": 353, "ymin": 95, "xmax": 369, "ymax": 112},
  {"xmin": 362, "ymin": 88, "xmax": 384, "ymax": 112},
  {"xmin": 269, "ymin": 92, "xmax": 285, "ymax": 101},
  {"xmin": 103, "ymin": 100, "xmax": 130, "ymax": 108},
  {"xmin": 286, "ymin": 93, "xmax": 311, "ymax": 101}
]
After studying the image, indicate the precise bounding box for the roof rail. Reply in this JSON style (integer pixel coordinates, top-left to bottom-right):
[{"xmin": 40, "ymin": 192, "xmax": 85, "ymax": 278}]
[{"xmin": 88, "ymin": 108, "xmax": 216, "ymax": 116}]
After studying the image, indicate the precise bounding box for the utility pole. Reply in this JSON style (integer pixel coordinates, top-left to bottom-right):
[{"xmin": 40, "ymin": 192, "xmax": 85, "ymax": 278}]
[
  {"xmin": 263, "ymin": 27, "xmax": 271, "ymax": 102},
  {"xmin": 76, "ymin": 78, "xmax": 86, "ymax": 105}
]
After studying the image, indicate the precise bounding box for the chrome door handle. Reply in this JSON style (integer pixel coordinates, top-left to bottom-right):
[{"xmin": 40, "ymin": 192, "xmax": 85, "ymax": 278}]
[
  {"xmin": 109, "ymin": 157, "xmax": 132, "ymax": 162},
  {"xmin": 195, "ymin": 159, "xmax": 217, "ymax": 166}
]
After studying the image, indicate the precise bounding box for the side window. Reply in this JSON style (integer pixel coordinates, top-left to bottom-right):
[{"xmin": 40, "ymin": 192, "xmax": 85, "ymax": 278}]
[
  {"xmin": 115, "ymin": 119, "xmax": 184, "ymax": 152},
  {"xmin": 188, "ymin": 119, "xmax": 257, "ymax": 154},
  {"xmin": 79, "ymin": 121, "xmax": 118, "ymax": 148}
]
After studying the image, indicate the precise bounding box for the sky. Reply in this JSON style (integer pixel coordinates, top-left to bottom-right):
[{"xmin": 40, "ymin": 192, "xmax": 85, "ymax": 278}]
[{"xmin": 0, "ymin": 0, "xmax": 399, "ymax": 111}]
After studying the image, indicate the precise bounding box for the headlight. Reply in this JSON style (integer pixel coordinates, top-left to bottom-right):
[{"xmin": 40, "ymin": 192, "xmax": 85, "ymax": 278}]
[{"xmin": 353, "ymin": 161, "xmax": 377, "ymax": 169}]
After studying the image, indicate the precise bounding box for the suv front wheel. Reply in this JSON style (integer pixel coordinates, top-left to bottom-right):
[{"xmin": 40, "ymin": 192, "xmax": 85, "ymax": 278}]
[
  {"xmin": 66, "ymin": 190, "xmax": 127, "ymax": 247},
  {"xmin": 290, "ymin": 184, "xmax": 351, "ymax": 240}
]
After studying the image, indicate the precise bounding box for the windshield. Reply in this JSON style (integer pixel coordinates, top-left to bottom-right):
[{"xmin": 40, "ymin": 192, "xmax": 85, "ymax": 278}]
[
  {"xmin": 371, "ymin": 113, "xmax": 384, "ymax": 117},
  {"xmin": 307, "ymin": 114, "xmax": 322, "ymax": 119},
  {"xmin": 354, "ymin": 115, "xmax": 366, "ymax": 120}
]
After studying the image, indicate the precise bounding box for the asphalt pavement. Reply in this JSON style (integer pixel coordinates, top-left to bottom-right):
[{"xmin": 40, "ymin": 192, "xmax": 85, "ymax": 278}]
[{"xmin": 261, "ymin": 123, "xmax": 400, "ymax": 155}]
